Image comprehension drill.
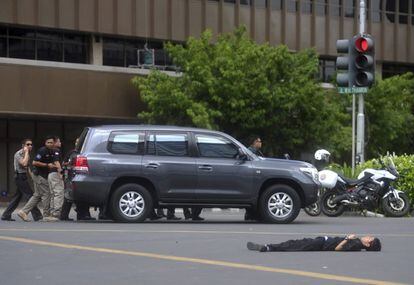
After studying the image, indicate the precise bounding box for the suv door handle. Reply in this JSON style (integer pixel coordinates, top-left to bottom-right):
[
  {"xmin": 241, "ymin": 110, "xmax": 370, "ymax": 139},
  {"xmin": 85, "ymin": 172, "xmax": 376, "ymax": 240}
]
[
  {"xmin": 145, "ymin": 162, "xmax": 160, "ymax": 169},
  {"xmin": 198, "ymin": 165, "xmax": 213, "ymax": 171}
]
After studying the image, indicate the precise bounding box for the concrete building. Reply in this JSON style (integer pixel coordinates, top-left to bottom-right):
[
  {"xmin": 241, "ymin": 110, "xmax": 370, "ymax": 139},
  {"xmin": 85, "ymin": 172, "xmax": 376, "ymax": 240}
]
[{"xmin": 0, "ymin": 0, "xmax": 413, "ymax": 197}]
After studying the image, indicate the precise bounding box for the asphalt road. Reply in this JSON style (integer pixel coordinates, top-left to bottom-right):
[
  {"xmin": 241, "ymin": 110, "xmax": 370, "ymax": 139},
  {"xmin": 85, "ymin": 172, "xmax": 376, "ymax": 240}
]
[{"xmin": 0, "ymin": 209, "xmax": 413, "ymax": 285}]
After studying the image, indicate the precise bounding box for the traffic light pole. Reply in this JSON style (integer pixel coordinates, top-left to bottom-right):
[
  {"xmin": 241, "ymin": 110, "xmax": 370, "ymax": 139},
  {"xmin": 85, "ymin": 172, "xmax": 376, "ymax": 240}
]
[
  {"xmin": 352, "ymin": 94, "xmax": 356, "ymax": 175},
  {"xmin": 359, "ymin": 0, "xmax": 366, "ymax": 35},
  {"xmin": 356, "ymin": 0, "xmax": 366, "ymax": 164},
  {"xmin": 356, "ymin": 93, "xmax": 365, "ymax": 163},
  {"xmin": 337, "ymin": 0, "xmax": 373, "ymax": 168}
]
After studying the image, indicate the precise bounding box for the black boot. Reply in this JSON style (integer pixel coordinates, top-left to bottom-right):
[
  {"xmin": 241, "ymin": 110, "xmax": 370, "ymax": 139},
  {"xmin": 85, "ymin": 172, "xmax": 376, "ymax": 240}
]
[{"xmin": 247, "ymin": 242, "xmax": 267, "ymax": 252}]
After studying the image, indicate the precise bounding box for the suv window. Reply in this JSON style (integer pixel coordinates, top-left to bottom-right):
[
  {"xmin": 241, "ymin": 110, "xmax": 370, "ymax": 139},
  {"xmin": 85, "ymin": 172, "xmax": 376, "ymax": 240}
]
[
  {"xmin": 76, "ymin": 128, "xmax": 89, "ymax": 152},
  {"xmin": 108, "ymin": 131, "xmax": 145, "ymax": 154},
  {"xmin": 196, "ymin": 134, "xmax": 238, "ymax": 158},
  {"xmin": 146, "ymin": 133, "xmax": 189, "ymax": 157}
]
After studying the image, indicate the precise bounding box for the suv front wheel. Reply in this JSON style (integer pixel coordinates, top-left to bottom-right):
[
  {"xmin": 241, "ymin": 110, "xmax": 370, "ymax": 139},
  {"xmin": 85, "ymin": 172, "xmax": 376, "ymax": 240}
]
[
  {"xmin": 259, "ymin": 184, "xmax": 301, "ymax": 224},
  {"xmin": 110, "ymin": 183, "xmax": 153, "ymax": 222}
]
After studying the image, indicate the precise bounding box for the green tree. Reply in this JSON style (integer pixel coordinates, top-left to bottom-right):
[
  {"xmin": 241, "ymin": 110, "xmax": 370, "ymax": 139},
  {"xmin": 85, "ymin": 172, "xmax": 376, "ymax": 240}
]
[
  {"xmin": 132, "ymin": 27, "xmax": 349, "ymax": 157},
  {"xmin": 365, "ymin": 73, "xmax": 414, "ymax": 157}
]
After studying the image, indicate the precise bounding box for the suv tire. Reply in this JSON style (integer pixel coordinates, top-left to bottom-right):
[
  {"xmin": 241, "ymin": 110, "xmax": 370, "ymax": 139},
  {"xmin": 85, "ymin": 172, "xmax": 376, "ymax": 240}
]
[
  {"xmin": 259, "ymin": 184, "xmax": 301, "ymax": 224},
  {"xmin": 110, "ymin": 183, "xmax": 153, "ymax": 222}
]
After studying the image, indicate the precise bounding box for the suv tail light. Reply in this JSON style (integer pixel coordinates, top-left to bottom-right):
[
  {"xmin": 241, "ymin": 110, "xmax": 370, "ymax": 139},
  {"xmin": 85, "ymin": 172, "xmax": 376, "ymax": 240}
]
[{"xmin": 73, "ymin": 155, "xmax": 89, "ymax": 173}]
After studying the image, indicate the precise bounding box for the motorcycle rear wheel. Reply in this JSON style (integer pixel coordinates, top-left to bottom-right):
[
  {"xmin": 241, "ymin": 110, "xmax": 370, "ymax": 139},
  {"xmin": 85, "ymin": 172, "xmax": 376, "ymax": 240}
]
[
  {"xmin": 321, "ymin": 191, "xmax": 346, "ymax": 217},
  {"xmin": 382, "ymin": 192, "xmax": 410, "ymax": 217}
]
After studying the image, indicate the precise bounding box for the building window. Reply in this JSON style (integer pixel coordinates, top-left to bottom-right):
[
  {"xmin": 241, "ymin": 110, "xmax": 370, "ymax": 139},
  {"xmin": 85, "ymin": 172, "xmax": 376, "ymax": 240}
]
[
  {"xmin": 315, "ymin": 0, "xmax": 327, "ymax": 15},
  {"xmin": 369, "ymin": 0, "xmax": 382, "ymax": 23},
  {"xmin": 0, "ymin": 26, "xmax": 6, "ymax": 57},
  {"xmin": 301, "ymin": 1, "xmax": 312, "ymax": 14},
  {"xmin": 287, "ymin": 0, "xmax": 298, "ymax": 12},
  {"xmin": 383, "ymin": 0, "xmax": 414, "ymax": 25},
  {"xmin": 103, "ymin": 37, "xmax": 173, "ymax": 69},
  {"xmin": 385, "ymin": 0, "xmax": 395, "ymax": 23},
  {"xmin": 382, "ymin": 63, "xmax": 414, "ymax": 79},
  {"xmin": 103, "ymin": 38, "xmax": 125, "ymax": 67},
  {"xmin": 0, "ymin": 37, "xmax": 6, "ymax": 57},
  {"xmin": 254, "ymin": 0, "xmax": 266, "ymax": 8},
  {"xmin": 9, "ymin": 38, "xmax": 35, "ymax": 59},
  {"xmin": 8, "ymin": 27, "xmax": 35, "ymax": 59},
  {"xmin": 319, "ymin": 58, "xmax": 335, "ymax": 83},
  {"xmin": 344, "ymin": 0, "xmax": 355, "ymax": 18},
  {"xmin": 270, "ymin": 0, "xmax": 282, "ymax": 10},
  {"xmin": 223, "ymin": 0, "xmax": 236, "ymax": 4},
  {"xmin": 329, "ymin": 0, "xmax": 341, "ymax": 17},
  {"xmin": 36, "ymin": 31, "xmax": 63, "ymax": 62},
  {"xmin": 399, "ymin": 0, "xmax": 409, "ymax": 24},
  {"xmin": 240, "ymin": 0, "xmax": 251, "ymax": 5},
  {"xmin": 37, "ymin": 40, "xmax": 63, "ymax": 61},
  {"xmin": 0, "ymin": 25, "xmax": 89, "ymax": 63},
  {"xmin": 63, "ymin": 33, "xmax": 89, "ymax": 64},
  {"xmin": 412, "ymin": 1, "xmax": 414, "ymax": 25}
]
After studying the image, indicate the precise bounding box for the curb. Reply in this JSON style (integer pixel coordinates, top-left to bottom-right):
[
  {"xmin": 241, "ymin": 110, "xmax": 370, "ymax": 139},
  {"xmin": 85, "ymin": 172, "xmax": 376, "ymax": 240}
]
[{"xmin": 342, "ymin": 210, "xmax": 384, "ymax": 217}]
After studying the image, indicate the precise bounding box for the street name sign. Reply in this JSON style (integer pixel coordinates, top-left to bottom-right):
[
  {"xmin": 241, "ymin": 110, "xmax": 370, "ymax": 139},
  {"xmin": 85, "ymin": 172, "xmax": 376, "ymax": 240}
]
[{"xmin": 337, "ymin": 87, "xmax": 368, "ymax": 94}]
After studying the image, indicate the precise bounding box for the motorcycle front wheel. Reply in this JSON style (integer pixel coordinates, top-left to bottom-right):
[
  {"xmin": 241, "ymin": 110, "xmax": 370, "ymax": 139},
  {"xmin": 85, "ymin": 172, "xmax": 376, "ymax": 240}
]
[
  {"xmin": 321, "ymin": 190, "xmax": 346, "ymax": 217},
  {"xmin": 382, "ymin": 192, "xmax": 410, "ymax": 217},
  {"xmin": 304, "ymin": 202, "xmax": 321, "ymax": 216}
]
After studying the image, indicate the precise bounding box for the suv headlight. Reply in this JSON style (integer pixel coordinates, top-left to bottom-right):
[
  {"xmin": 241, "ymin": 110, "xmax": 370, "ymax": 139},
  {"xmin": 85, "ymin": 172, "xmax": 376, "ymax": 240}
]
[{"xmin": 300, "ymin": 167, "xmax": 319, "ymax": 184}]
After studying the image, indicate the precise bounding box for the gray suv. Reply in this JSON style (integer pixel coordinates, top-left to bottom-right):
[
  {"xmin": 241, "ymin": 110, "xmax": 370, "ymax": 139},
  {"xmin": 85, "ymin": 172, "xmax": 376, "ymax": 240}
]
[{"xmin": 70, "ymin": 125, "xmax": 319, "ymax": 223}]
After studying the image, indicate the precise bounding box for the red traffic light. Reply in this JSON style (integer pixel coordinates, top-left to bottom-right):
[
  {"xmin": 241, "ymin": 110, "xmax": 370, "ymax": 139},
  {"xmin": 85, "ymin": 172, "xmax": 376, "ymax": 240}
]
[{"xmin": 355, "ymin": 37, "xmax": 371, "ymax": 52}]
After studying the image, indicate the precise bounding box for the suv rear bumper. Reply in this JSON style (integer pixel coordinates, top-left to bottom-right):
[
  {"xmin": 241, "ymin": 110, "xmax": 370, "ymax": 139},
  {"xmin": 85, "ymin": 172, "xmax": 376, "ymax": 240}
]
[{"xmin": 71, "ymin": 174, "xmax": 111, "ymax": 206}]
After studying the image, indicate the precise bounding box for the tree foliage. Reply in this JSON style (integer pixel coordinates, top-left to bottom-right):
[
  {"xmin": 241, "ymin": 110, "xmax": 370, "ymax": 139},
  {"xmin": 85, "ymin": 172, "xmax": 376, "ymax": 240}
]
[
  {"xmin": 132, "ymin": 27, "xmax": 350, "ymax": 157},
  {"xmin": 365, "ymin": 73, "xmax": 414, "ymax": 157}
]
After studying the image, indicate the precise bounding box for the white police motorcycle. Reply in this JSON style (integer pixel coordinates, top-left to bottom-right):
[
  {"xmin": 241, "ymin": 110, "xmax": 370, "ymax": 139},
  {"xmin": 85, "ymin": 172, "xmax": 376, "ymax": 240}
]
[{"xmin": 318, "ymin": 154, "xmax": 410, "ymax": 217}]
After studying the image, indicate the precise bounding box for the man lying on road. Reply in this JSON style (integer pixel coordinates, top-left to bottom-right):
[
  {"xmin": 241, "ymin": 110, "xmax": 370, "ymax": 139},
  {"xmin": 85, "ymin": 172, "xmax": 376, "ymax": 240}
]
[{"xmin": 247, "ymin": 234, "xmax": 381, "ymax": 252}]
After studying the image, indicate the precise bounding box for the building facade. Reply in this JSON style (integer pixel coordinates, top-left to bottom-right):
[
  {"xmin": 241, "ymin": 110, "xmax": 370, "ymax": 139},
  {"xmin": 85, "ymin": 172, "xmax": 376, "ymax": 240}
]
[{"xmin": 0, "ymin": 0, "xmax": 413, "ymax": 197}]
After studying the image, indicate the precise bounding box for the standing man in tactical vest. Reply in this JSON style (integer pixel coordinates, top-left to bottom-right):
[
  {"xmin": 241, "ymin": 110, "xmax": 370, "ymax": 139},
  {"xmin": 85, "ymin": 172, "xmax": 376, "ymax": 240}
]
[{"xmin": 49, "ymin": 136, "xmax": 65, "ymax": 218}]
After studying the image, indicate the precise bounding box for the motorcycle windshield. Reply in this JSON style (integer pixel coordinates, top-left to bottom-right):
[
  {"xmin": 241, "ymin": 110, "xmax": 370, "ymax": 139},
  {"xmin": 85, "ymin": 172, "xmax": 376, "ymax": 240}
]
[{"xmin": 385, "ymin": 156, "xmax": 399, "ymax": 176}]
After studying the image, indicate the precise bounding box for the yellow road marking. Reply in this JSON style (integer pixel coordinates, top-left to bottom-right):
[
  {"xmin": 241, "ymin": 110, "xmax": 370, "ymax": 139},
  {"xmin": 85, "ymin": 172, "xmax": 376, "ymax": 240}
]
[
  {"xmin": 0, "ymin": 235, "xmax": 405, "ymax": 285},
  {"xmin": 1, "ymin": 228, "xmax": 414, "ymax": 238}
]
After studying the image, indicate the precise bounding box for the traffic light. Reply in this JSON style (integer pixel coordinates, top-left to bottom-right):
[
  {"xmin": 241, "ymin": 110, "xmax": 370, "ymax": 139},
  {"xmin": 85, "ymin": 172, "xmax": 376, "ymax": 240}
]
[
  {"xmin": 336, "ymin": 34, "xmax": 375, "ymax": 88},
  {"xmin": 336, "ymin": 39, "xmax": 351, "ymax": 87},
  {"xmin": 351, "ymin": 34, "xmax": 375, "ymax": 87}
]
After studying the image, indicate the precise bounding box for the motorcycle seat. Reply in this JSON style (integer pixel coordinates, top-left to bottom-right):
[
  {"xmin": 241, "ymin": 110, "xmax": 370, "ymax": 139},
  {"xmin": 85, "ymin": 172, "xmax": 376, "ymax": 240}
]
[{"xmin": 338, "ymin": 173, "xmax": 373, "ymax": 187}]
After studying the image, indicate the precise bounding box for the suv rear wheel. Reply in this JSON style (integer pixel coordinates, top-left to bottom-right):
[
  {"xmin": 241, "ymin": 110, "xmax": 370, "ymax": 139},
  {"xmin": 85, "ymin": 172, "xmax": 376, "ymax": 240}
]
[
  {"xmin": 259, "ymin": 184, "xmax": 301, "ymax": 224},
  {"xmin": 110, "ymin": 183, "xmax": 153, "ymax": 222}
]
